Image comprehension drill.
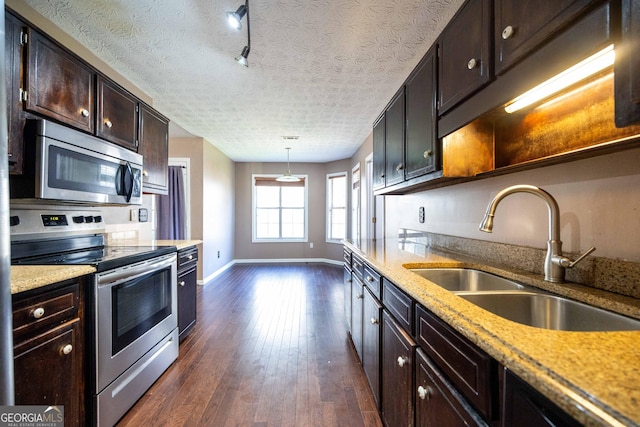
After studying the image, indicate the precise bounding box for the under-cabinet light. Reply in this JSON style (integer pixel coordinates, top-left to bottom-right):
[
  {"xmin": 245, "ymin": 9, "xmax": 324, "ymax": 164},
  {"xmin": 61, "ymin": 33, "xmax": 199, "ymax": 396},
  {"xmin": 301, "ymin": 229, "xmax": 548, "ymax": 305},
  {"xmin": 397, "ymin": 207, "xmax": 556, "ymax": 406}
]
[{"xmin": 504, "ymin": 44, "xmax": 615, "ymax": 114}]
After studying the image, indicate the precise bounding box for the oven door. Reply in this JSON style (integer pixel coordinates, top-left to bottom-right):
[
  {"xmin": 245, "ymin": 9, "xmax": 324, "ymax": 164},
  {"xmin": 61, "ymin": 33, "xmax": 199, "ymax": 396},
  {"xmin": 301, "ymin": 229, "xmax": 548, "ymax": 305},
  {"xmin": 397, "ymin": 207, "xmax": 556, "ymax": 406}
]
[{"xmin": 95, "ymin": 253, "xmax": 177, "ymax": 392}]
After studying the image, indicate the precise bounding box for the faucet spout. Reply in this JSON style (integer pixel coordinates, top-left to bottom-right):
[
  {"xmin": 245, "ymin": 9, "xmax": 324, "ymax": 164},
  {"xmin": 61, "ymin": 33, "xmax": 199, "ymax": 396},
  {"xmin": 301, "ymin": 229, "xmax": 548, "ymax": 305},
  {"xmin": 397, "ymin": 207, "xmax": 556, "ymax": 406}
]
[{"xmin": 479, "ymin": 185, "xmax": 565, "ymax": 282}]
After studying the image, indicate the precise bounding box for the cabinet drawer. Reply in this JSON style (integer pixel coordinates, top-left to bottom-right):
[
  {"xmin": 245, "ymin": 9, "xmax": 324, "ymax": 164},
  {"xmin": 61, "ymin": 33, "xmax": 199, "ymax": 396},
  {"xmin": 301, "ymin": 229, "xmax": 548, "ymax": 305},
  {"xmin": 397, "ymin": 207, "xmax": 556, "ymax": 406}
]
[
  {"xmin": 416, "ymin": 348, "xmax": 487, "ymax": 427},
  {"xmin": 363, "ymin": 265, "xmax": 381, "ymax": 300},
  {"xmin": 382, "ymin": 278, "xmax": 414, "ymax": 334},
  {"xmin": 178, "ymin": 246, "xmax": 198, "ymax": 270},
  {"xmin": 343, "ymin": 247, "xmax": 352, "ymax": 267},
  {"xmin": 352, "ymin": 255, "xmax": 365, "ymax": 280},
  {"xmin": 416, "ymin": 304, "xmax": 497, "ymax": 421},
  {"xmin": 13, "ymin": 282, "xmax": 79, "ymax": 340}
]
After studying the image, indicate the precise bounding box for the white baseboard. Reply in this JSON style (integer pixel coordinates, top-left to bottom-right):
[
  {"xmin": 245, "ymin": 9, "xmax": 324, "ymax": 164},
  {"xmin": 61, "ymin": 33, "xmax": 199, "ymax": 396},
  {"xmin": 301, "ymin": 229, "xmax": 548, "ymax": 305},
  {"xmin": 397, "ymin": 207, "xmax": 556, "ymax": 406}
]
[{"xmin": 199, "ymin": 258, "xmax": 343, "ymax": 286}]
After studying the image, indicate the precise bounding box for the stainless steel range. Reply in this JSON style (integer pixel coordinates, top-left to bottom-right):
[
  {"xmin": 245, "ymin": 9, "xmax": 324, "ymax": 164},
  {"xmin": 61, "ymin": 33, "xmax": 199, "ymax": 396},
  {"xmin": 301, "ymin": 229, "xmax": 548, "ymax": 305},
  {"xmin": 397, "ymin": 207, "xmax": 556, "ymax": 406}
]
[{"xmin": 10, "ymin": 208, "xmax": 179, "ymax": 427}]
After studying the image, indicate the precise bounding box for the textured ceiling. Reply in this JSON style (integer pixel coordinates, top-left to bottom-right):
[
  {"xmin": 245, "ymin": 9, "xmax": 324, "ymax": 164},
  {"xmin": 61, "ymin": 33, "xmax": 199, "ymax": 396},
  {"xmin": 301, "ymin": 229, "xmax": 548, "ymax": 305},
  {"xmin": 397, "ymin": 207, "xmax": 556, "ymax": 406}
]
[{"xmin": 20, "ymin": 0, "xmax": 465, "ymax": 162}]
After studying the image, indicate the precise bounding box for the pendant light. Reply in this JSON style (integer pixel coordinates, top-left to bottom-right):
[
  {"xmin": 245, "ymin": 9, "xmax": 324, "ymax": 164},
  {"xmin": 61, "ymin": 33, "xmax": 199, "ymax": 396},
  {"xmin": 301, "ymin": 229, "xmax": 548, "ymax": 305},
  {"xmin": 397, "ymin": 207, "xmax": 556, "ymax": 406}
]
[{"xmin": 276, "ymin": 148, "xmax": 300, "ymax": 182}]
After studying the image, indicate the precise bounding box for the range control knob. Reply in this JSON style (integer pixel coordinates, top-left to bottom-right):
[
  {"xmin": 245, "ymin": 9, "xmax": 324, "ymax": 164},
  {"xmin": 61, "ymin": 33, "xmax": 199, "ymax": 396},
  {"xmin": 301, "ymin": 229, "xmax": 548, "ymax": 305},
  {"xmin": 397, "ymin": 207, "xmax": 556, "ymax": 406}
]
[
  {"xmin": 93, "ymin": 216, "xmax": 103, "ymax": 223},
  {"xmin": 72, "ymin": 216, "xmax": 85, "ymax": 224},
  {"xmin": 84, "ymin": 216, "xmax": 94, "ymax": 223},
  {"xmin": 9, "ymin": 216, "xmax": 20, "ymax": 227}
]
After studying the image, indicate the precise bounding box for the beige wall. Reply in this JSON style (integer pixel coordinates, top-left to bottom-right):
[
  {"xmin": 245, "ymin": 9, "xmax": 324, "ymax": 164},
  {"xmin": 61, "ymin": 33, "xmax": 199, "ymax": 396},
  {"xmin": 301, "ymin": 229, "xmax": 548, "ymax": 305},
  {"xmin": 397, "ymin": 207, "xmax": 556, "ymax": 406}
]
[
  {"xmin": 169, "ymin": 137, "xmax": 235, "ymax": 283},
  {"xmin": 234, "ymin": 159, "xmax": 351, "ymax": 262},
  {"xmin": 384, "ymin": 146, "xmax": 640, "ymax": 263}
]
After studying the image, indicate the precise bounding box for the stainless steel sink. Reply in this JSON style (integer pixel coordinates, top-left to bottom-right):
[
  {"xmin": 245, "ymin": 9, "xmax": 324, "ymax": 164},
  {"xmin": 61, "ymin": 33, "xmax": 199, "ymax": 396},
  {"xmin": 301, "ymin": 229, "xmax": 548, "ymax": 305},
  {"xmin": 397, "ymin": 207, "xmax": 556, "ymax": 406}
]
[
  {"xmin": 458, "ymin": 291, "xmax": 640, "ymax": 331},
  {"xmin": 410, "ymin": 268, "xmax": 528, "ymax": 292}
]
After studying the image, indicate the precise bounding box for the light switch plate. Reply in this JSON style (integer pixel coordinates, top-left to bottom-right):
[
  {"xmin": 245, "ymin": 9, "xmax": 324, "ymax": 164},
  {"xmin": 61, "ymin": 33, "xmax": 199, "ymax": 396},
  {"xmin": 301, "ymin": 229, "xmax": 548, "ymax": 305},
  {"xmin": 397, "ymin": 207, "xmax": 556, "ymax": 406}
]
[{"xmin": 138, "ymin": 208, "xmax": 149, "ymax": 223}]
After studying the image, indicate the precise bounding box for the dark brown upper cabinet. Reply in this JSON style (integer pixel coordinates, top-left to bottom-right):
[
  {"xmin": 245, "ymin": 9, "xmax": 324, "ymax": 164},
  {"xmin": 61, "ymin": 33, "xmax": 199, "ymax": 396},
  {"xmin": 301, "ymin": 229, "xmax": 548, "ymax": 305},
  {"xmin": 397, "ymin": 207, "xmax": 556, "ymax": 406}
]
[
  {"xmin": 615, "ymin": 0, "xmax": 640, "ymax": 127},
  {"xmin": 405, "ymin": 45, "xmax": 438, "ymax": 179},
  {"xmin": 139, "ymin": 103, "xmax": 169, "ymax": 194},
  {"xmin": 384, "ymin": 88, "xmax": 405, "ymax": 187},
  {"xmin": 25, "ymin": 28, "xmax": 94, "ymax": 133},
  {"xmin": 5, "ymin": 11, "xmax": 26, "ymax": 174},
  {"xmin": 372, "ymin": 115, "xmax": 386, "ymax": 190},
  {"xmin": 495, "ymin": 0, "xmax": 595, "ymax": 75},
  {"xmin": 438, "ymin": 0, "xmax": 492, "ymax": 115},
  {"xmin": 96, "ymin": 76, "xmax": 138, "ymax": 151}
]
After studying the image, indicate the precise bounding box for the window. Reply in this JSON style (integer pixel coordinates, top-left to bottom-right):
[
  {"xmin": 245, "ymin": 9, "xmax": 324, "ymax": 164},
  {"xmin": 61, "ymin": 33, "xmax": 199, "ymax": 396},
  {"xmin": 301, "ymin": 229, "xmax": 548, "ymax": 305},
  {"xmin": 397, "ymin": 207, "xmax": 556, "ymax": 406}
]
[
  {"xmin": 326, "ymin": 172, "xmax": 347, "ymax": 243},
  {"xmin": 252, "ymin": 175, "xmax": 308, "ymax": 242}
]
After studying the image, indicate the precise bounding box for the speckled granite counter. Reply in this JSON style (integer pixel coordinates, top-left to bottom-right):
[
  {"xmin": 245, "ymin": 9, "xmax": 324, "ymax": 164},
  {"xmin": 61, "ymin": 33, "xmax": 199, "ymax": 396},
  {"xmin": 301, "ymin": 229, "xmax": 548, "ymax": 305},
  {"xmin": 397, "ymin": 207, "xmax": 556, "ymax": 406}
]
[
  {"xmin": 344, "ymin": 238, "xmax": 640, "ymax": 427},
  {"xmin": 114, "ymin": 239, "xmax": 202, "ymax": 250},
  {"xmin": 11, "ymin": 265, "xmax": 96, "ymax": 295}
]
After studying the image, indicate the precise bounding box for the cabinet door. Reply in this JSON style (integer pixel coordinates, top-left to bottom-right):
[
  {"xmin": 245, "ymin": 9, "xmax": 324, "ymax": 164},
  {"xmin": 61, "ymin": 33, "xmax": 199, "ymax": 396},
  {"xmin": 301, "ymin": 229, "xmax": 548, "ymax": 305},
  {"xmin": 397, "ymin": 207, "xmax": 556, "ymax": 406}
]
[
  {"xmin": 495, "ymin": 0, "xmax": 593, "ymax": 74},
  {"xmin": 502, "ymin": 369, "xmax": 578, "ymax": 427},
  {"xmin": 362, "ymin": 287, "xmax": 382, "ymax": 409},
  {"xmin": 351, "ymin": 276, "xmax": 364, "ymax": 361},
  {"xmin": 372, "ymin": 114, "xmax": 386, "ymax": 190},
  {"xmin": 405, "ymin": 46, "xmax": 438, "ymax": 179},
  {"xmin": 25, "ymin": 29, "xmax": 94, "ymax": 133},
  {"xmin": 415, "ymin": 349, "xmax": 486, "ymax": 427},
  {"xmin": 5, "ymin": 12, "xmax": 26, "ymax": 175},
  {"xmin": 14, "ymin": 320, "xmax": 83, "ymax": 427},
  {"xmin": 96, "ymin": 76, "xmax": 138, "ymax": 151},
  {"xmin": 615, "ymin": 0, "xmax": 640, "ymax": 127},
  {"xmin": 384, "ymin": 89, "xmax": 405, "ymax": 186},
  {"xmin": 344, "ymin": 265, "xmax": 352, "ymax": 332},
  {"xmin": 381, "ymin": 311, "xmax": 416, "ymax": 427},
  {"xmin": 178, "ymin": 266, "xmax": 197, "ymax": 341},
  {"xmin": 139, "ymin": 103, "xmax": 169, "ymax": 194},
  {"xmin": 439, "ymin": 0, "xmax": 492, "ymax": 114}
]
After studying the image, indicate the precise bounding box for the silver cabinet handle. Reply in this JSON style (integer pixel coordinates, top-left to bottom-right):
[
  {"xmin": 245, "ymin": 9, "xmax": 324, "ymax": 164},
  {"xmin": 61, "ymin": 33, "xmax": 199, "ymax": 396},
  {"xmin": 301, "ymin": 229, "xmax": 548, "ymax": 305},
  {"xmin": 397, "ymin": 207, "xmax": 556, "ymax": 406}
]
[
  {"xmin": 418, "ymin": 385, "xmax": 434, "ymax": 400},
  {"xmin": 423, "ymin": 150, "xmax": 432, "ymax": 158},
  {"xmin": 366, "ymin": 275, "xmax": 374, "ymax": 282},
  {"xmin": 31, "ymin": 307, "xmax": 45, "ymax": 319},
  {"xmin": 370, "ymin": 317, "xmax": 379, "ymax": 325},
  {"xmin": 60, "ymin": 344, "xmax": 73, "ymax": 355},
  {"xmin": 502, "ymin": 25, "xmax": 514, "ymax": 40},
  {"xmin": 357, "ymin": 293, "xmax": 364, "ymax": 299},
  {"xmin": 397, "ymin": 356, "xmax": 408, "ymax": 367},
  {"xmin": 105, "ymin": 119, "xmax": 113, "ymax": 128},
  {"xmin": 467, "ymin": 58, "xmax": 478, "ymax": 70},
  {"xmin": 396, "ymin": 164, "xmax": 404, "ymax": 172},
  {"xmin": 80, "ymin": 108, "xmax": 90, "ymax": 117},
  {"xmin": 187, "ymin": 254, "xmax": 194, "ymax": 260},
  {"xmin": 179, "ymin": 281, "xmax": 186, "ymax": 287}
]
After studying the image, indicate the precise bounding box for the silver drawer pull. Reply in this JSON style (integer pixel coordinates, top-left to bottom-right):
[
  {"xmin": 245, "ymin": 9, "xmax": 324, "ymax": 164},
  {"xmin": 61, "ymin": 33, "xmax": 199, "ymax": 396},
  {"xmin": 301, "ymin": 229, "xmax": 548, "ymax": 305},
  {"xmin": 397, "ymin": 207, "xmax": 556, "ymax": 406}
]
[
  {"xmin": 502, "ymin": 25, "xmax": 514, "ymax": 40},
  {"xmin": 418, "ymin": 385, "xmax": 433, "ymax": 400},
  {"xmin": 187, "ymin": 254, "xmax": 193, "ymax": 260},
  {"xmin": 370, "ymin": 317, "xmax": 379, "ymax": 325},
  {"xmin": 60, "ymin": 344, "xmax": 73, "ymax": 355},
  {"xmin": 179, "ymin": 281, "xmax": 186, "ymax": 287},
  {"xmin": 80, "ymin": 108, "xmax": 90, "ymax": 117},
  {"xmin": 31, "ymin": 307, "xmax": 45, "ymax": 319},
  {"xmin": 467, "ymin": 58, "xmax": 478, "ymax": 70},
  {"xmin": 397, "ymin": 356, "xmax": 408, "ymax": 367}
]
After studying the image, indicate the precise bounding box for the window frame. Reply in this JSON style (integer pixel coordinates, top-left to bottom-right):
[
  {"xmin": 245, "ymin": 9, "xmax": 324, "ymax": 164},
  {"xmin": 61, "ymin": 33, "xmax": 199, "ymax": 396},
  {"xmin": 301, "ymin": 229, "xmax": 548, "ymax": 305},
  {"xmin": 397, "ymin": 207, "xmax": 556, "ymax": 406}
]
[
  {"xmin": 326, "ymin": 171, "xmax": 348, "ymax": 244},
  {"xmin": 252, "ymin": 174, "xmax": 309, "ymax": 243}
]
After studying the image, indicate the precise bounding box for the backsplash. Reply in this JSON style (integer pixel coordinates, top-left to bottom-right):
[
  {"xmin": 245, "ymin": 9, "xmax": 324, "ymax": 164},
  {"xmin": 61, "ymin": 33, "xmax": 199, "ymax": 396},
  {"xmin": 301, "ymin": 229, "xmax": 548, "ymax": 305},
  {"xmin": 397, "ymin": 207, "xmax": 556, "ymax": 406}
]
[{"xmin": 399, "ymin": 229, "xmax": 640, "ymax": 300}]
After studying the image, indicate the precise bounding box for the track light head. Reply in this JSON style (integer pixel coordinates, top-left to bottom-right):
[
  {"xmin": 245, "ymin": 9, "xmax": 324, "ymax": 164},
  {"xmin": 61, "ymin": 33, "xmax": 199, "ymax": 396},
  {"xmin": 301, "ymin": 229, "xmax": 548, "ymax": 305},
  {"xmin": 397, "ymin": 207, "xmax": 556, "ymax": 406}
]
[
  {"xmin": 226, "ymin": 4, "xmax": 247, "ymax": 30},
  {"xmin": 235, "ymin": 46, "xmax": 250, "ymax": 67}
]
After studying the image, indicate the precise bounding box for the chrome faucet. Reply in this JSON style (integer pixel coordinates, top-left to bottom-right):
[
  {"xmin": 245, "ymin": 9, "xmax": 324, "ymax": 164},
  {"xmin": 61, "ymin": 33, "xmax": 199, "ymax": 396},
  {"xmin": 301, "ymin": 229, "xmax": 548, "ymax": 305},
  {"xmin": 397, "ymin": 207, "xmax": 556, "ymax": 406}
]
[{"xmin": 479, "ymin": 184, "xmax": 595, "ymax": 283}]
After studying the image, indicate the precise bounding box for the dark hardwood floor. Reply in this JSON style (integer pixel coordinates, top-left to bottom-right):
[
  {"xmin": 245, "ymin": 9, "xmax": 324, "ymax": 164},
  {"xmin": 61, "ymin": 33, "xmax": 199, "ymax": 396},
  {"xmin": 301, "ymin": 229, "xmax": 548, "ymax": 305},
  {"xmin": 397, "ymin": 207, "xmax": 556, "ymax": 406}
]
[{"xmin": 117, "ymin": 263, "xmax": 382, "ymax": 427}]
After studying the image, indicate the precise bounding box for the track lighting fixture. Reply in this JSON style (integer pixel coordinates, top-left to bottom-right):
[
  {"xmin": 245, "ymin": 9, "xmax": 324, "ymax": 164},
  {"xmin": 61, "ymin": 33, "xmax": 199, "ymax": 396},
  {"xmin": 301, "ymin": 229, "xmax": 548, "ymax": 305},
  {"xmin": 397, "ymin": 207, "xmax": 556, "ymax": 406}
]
[{"xmin": 227, "ymin": 1, "xmax": 251, "ymax": 66}]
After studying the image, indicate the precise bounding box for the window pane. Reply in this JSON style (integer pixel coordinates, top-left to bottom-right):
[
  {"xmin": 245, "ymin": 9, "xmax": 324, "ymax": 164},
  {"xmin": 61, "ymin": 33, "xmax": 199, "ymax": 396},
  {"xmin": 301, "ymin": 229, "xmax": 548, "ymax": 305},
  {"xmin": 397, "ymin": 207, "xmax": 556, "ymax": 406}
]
[
  {"xmin": 282, "ymin": 208, "xmax": 304, "ymax": 238},
  {"xmin": 331, "ymin": 176, "xmax": 346, "ymax": 207},
  {"xmin": 281, "ymin": 187, "xmax": 304, "ymax": 207},
  {"xmin": 256, "ymin": 208, "xmax": 280, "ymax": 238},
  {"xmin": 256, "ymin": 186, "xmax": 280, "ymax": 208}
]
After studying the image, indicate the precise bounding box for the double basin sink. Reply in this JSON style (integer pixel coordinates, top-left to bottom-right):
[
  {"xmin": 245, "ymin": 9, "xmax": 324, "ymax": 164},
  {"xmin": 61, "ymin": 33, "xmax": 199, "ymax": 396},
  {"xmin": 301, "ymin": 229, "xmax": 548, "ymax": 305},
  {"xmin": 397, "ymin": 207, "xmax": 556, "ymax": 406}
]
[{"xmin": 409, "ymin": 268, "xmax": 640, "ymax": 331}]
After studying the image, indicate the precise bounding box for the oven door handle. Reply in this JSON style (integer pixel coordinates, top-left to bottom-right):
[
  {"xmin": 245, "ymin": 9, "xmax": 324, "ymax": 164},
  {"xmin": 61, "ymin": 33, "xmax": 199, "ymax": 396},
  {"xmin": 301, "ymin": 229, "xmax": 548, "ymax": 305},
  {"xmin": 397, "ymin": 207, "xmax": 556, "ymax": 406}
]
[{"xmin": 97, "ymin": 254, "xmax": 175, "ymax": 286}]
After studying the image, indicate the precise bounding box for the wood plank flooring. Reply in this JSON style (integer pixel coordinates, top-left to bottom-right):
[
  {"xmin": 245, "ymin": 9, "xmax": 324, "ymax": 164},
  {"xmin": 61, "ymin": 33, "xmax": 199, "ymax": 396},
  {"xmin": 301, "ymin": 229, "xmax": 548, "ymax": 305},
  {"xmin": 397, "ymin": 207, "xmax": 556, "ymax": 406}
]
[{"xmin": 117, "ymin": 263, "xmax": 382, "ymax": 427}]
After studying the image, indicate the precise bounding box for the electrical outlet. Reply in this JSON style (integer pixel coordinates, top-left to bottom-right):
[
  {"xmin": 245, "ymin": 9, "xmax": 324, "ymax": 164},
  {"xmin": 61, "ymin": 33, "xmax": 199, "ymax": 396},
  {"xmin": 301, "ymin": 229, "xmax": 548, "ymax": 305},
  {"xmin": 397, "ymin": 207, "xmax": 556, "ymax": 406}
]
[
  {"xmin": 310, "ymin": 242, "xmax": 314, "ymax": 248},
  {"xmin": 138, "ymin": 208, "xmax": 149, "ymax": 222}
]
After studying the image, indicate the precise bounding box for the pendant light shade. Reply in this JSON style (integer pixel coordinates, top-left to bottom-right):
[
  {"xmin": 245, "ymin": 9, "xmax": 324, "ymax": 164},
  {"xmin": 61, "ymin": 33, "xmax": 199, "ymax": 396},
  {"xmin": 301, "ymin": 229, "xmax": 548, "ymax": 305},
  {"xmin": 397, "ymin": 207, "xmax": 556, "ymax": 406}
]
[{"xmin": 276, "ymin": 148, "xmax": 300, "ymax": 182}]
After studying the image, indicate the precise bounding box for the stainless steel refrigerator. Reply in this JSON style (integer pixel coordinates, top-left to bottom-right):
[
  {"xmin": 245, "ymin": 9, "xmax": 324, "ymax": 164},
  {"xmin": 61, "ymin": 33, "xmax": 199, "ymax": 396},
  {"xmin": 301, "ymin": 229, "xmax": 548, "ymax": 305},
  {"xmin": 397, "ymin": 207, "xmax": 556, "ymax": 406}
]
[{"xmin": 0, "ymin": 2, "xmax": 16, "ymax": 405}]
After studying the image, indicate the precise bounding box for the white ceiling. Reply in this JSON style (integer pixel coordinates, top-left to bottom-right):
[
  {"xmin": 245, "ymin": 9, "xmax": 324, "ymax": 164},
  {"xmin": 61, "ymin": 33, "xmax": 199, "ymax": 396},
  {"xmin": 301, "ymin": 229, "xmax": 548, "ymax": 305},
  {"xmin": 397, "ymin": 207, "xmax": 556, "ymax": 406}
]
[{"xmin": 20, "ymin": 0, "xmax": 465, "ymax": 163}]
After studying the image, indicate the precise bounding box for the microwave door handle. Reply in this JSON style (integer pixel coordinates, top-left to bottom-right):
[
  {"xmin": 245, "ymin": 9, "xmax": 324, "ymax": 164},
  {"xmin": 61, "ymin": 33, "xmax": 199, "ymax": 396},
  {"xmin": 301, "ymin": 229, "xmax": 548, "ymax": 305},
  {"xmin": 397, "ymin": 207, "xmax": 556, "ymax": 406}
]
[{"xmin": 123, "ymin": 162, "xmax": 134, "ymax": 202}]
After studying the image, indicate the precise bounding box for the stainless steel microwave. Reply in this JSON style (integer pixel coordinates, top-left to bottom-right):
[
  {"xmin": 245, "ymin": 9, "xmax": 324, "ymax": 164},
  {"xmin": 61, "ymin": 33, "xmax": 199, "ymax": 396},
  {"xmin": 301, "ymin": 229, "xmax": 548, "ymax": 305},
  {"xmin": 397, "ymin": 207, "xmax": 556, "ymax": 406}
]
[{"xmin": 10, "ymin": 119, "xmax": 143, "ymax": 205}]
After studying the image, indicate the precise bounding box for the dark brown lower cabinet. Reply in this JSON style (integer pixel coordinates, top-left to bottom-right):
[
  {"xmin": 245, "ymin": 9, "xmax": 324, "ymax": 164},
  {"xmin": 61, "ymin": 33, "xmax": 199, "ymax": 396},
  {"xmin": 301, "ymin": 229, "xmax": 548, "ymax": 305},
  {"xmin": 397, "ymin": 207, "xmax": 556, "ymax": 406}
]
[
  {"xmin": 415, "ymin": 348, "xmax": 486, "ymax": 426},
  {"xmin": 344, "ymin": 265, "xmax": 352, "ymax": 331},
  {"xmin": 502, "ymin": 369, "xmax": 579, "ymax": 427},
  {"xmin": 12, "ymin": 278, "xmax": 85, "ymax": 427},
  {"xmin": 177, "ymin": 245, "xmax": 198, "ymax": 341},
  {"xmin": 362, "ymin": 287, "xmax": 382, "ymax": 408},
  {"xmin": 351, "ymin": 275, "xmax": 364, "ymax": 361},
  {"xmin": 382, "ymin": 310, "xmax": 416, "ymax": 427}
]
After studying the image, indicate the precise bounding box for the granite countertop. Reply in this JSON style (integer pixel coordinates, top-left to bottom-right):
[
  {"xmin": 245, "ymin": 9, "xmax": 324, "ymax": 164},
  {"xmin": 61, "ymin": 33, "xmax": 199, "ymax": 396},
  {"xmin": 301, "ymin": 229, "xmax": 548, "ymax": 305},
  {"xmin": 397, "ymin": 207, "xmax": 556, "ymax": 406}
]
[
  {"xmin": 114, "ymin": 239, "xmax": 202, "ymax": 251},
  {"xmin": 344, "ymin": 238, "xmax": 640, "ymax": 427},
  {"xmin": 11, "ymin": 265, "xmax": 96, "ymax": 295}
]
